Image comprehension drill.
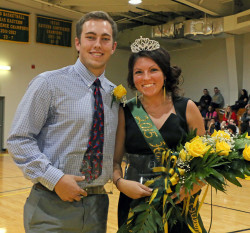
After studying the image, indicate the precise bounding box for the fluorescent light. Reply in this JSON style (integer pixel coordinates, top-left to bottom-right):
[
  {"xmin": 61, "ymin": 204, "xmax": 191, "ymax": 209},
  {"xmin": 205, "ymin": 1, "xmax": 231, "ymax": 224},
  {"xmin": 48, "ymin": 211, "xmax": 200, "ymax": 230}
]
[
  {"xmin": 129, "ymin": 0, "xmax": 142, "ymax": 5},
  {"xmin": 0, "ymin": 65, "xmax": 11, "ymax": 71},
  {"xmin": 0, "ymin": 228, "xmax": 6, "ymax": 233}
]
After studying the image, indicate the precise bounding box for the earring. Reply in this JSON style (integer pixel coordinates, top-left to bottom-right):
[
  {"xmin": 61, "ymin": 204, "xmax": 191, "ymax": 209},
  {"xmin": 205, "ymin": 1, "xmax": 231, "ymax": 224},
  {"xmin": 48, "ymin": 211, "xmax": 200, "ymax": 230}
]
[{"xmin": 163, "ymin": 80, "xmax": 166, "ymax": 101}]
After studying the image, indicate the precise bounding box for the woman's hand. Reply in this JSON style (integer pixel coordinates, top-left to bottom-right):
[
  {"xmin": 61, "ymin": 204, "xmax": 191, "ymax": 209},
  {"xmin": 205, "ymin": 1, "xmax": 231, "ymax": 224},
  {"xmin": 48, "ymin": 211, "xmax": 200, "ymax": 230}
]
[
  {"xmin": 117, "ymin": 178, "xmax": 153, "ymax": 199},
  {"xmin": 171, "ymin": 181, "xmax": 205, "ymax": 204}
]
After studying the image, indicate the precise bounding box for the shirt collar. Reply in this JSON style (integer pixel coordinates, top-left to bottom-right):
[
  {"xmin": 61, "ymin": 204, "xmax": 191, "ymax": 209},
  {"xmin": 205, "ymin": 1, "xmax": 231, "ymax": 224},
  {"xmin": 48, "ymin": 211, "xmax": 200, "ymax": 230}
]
[{"xmin": 74, "ymin": 58, "xmax": 112, "ymax": 93}]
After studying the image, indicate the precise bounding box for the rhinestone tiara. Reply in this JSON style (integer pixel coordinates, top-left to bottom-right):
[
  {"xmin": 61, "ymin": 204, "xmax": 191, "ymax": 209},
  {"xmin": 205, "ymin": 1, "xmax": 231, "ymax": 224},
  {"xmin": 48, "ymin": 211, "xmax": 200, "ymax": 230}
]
[{"xmin": 130, "ymin": 36, "xmax": 160, "ymax": 53}]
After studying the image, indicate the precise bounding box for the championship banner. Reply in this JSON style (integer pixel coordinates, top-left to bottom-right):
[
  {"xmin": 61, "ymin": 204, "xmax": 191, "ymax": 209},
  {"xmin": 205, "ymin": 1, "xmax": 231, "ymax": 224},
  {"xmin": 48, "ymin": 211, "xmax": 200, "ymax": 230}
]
[
  {"xmin": 36, "ymin": 15, "xmax": 72, "ymax": 47},
  {"xmin": 0, "ymin": 8, "xmax": 29, "ymax": 43}
]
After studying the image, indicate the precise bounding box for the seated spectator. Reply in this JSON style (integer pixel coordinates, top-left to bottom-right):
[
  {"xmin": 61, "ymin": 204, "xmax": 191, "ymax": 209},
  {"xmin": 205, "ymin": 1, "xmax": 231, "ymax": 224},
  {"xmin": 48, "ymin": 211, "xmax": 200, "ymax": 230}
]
[
  {"xmin": 240, "ymin": 107, "xmax": 250, "ymax": 134},
  {"xmin": 231, "ymin": 89, "xmax": 248, "ymax": 111},
  {"xmin": 204, "ymin": 105, "xmax": 219, "ymax": 130},
  {"xmin": 197, "ymin": 103, "xmax": 207, "ymax": 118},
  {"xmin": 207, "ymin": 118, "xmax": 217, "ymax": 135},
  {"xmin": 221, "ymin": 105, "xmax": 237, "ymax": 129},
  {"xmin": 211, "ymin": 87, "xmax": 224, "ymax": 108},
  {"xmin": 199, "ymin": 88, "xmax": 212, "ymax": 111},
  {"xmin": 245, "ymin": 94, "xmax": 250, "ymax": 109},
  {"xmin": 228, "ymin": 119, "xmax": 239, "ymax": 134},
  {"xmin": 227, "ymin": 124, "xmax": 237, "ymax": 135}
]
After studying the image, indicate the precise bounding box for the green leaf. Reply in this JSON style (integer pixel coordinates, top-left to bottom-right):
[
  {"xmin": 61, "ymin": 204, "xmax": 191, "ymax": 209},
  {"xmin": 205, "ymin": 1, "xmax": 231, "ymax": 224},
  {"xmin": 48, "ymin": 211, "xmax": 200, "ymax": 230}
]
[
  {"xmin": 206, "ymin": 176, "xmax": 226, "ymax": 192},
  {"xmin": 220, "ymin": 171, "xmax": 242, "ymax": 187},
  {"xmin": 132, "ymin": 203, "xmax": 149, "ymax": 213},
  {"xmin": 234, "ymin": 138, "xmax": 250, "ymax": 150}
]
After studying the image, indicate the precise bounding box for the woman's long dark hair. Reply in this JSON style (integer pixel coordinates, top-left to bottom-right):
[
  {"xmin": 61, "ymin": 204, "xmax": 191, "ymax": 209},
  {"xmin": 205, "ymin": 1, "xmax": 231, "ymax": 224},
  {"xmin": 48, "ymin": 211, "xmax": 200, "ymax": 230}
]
[
  {"xmin": 127, "ymin": 48, "xmax": 182, "ymax": 98},
  {"xmin": 239, "ymin": 89, "xmax": 248, "ymax": 100}
]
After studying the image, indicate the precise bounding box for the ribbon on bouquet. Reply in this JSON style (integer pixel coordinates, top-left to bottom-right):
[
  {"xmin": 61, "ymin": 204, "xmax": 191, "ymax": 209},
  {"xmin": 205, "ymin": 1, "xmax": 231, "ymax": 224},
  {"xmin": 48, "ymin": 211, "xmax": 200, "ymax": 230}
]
[
  {"xmin": 144, "ymin": 150, "xmax": 185, "ymax": 233},
  {"xmin": 144, "ymin": 150, "xmax": 208, "ymax": 233}
]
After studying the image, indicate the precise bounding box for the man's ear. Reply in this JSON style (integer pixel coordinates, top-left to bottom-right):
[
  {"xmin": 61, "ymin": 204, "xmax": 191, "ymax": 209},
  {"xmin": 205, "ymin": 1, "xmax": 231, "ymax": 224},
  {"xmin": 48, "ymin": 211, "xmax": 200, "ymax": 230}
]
[
  {"xmin": 111, "ymin": 41, "xmax": 117, "ymax": 54},
  {"xmin": 75, "ymin": 37, "xmax": 80, "ymax": 52}
]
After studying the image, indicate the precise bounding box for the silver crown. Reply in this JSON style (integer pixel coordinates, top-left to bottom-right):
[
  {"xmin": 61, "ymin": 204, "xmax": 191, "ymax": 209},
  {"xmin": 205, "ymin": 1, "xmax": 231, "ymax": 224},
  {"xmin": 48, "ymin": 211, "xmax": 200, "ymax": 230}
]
[{"xmin": 130, "ymin": 36, "xmax": 160, "ymax": 53}]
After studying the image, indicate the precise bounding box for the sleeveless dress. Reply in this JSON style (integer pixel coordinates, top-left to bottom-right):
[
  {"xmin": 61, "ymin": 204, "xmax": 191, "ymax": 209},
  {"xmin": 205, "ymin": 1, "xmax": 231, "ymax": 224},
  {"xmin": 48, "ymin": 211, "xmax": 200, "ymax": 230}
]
[{"xmin": 118, "ymin": 97, "xmax": 195, "ymax": 232}]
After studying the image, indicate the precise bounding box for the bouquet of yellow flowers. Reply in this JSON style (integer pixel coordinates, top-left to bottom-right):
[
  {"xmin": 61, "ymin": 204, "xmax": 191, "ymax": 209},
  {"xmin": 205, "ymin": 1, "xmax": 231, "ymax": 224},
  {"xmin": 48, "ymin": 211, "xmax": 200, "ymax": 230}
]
[{"xmin": 118, "ymin": 130, "xmax": 250, "ymax": 233}]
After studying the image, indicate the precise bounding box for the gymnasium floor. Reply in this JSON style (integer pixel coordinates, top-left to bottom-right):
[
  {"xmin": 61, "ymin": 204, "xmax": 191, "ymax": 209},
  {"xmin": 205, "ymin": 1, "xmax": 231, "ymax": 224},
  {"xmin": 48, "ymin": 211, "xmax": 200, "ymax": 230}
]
[{"xmin": 1, "ymin": 153, "xmax": 250, "ymax": 233}]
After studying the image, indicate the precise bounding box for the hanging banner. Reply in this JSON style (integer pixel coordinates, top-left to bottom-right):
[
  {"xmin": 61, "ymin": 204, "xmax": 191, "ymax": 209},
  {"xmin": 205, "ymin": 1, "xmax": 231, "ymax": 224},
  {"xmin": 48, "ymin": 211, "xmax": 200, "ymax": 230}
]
[
  {"xmin": 0, "ymin": 8, "xmax": 29, "ymax": 43},
  {"xmin": 36, "ymin": 15, "xmax": 72, "ymax": 47}
]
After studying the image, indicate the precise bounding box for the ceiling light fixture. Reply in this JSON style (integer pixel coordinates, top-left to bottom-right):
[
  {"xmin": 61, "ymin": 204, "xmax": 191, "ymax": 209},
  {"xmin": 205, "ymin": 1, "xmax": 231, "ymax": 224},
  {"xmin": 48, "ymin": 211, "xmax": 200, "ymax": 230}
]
[
  {"xmin": 0, "ymin": 65, "xmax": 11, "ymax": 71},
  {"xmin": 129, "ymin": 0, "xmax": 142, "ymax": 5}
]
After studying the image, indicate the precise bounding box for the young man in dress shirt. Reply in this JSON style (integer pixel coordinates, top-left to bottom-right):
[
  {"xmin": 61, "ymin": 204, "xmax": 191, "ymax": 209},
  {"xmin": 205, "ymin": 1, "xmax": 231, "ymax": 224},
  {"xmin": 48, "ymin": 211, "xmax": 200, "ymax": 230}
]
[{"xmin": 7, "ymin": 11, "xmax": 118, "ymax": 233}]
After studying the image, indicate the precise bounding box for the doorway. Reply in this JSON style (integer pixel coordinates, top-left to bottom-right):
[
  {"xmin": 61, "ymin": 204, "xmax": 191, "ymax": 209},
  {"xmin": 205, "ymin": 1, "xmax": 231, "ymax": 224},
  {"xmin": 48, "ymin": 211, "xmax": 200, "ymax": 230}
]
[{"xmin": 0, "ymin": 97, "xmax": 5, "ymax": 151}]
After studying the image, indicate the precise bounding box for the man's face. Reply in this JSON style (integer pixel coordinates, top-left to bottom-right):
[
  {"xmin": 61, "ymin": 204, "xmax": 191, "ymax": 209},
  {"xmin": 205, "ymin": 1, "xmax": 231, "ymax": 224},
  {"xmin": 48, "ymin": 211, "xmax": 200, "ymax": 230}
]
[
  {"xmin": 203, "ymin": 89, "xmax": 208, "ymax": 95},
  {"xmin": 214, "ymin": 88, "xmax": 219, "ymax": 94},
  {"xmin": 75, "ymin": 19, "xmax": 117, "ymax": 77}
]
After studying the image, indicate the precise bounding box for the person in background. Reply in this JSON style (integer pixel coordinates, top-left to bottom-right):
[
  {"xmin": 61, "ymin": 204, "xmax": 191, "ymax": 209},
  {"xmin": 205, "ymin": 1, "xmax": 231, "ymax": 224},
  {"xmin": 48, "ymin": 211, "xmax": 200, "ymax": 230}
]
[
  {"xmin": 227, "ymin": 124, "xmax": 237, "ymax": 135},
  {"xmin": 244, "ymin": 94, "xmax": 250, "ymax": 109},
  {"xmin": 211, "ymin": 87, "xmax": 224, "ymax": 109},
  {"xmin": 113, "ymin": 37, "xmax": 206, "ymax": 232},
  {"xmin": 7, "ymin": 11, "xmax": 118, "ymax": 233},
  {"xmin": 199, "ymin": 88, "xmax": 212, "ymax": 111},
  {"xmin": 207, "ymin": 118, "xmax": 216, "ymax": 135},
  {"xmin": 240, "ymin": 107, "xmax": 250, "ymax": 134},
  {"xmin": 231, "ymin": 89, "xmax": 248, "ymax": 111},
  {"xmin": 204, "ymin": 105, "xmax": 219, "ymax": 130},
  {"xmin": 228, "ymin": 119, "xmax": 239, "ymax": 135},
  {"xmin": 221, "ymin": 105, "xmax": 237, "ymax": 130},
  {"xmin": 198, "ymin": 103, "xmax": 207, "ymax": 119}
]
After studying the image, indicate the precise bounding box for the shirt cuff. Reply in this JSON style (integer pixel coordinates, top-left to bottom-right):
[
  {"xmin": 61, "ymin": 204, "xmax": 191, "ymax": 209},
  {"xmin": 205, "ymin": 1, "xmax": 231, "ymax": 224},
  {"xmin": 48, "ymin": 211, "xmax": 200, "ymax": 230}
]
[{"xmin": 39, "ymin": 165, "xmax": 64, "ymax": 191}]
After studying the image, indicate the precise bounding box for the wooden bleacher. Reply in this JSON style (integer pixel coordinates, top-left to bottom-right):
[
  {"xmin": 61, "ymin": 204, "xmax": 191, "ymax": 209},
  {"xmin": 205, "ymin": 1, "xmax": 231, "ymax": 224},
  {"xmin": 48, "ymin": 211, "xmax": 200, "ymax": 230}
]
[{"xmin": 237, "ymin": 108, "xmax": 246, "ymax": 126}]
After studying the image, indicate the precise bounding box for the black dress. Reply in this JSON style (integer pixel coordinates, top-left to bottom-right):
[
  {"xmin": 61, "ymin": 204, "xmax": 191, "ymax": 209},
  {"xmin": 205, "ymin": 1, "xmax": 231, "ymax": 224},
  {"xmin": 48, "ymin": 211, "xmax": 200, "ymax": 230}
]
[{"xmin": 118, "ymin": 97, "xmax": 194, "ymax": 232}]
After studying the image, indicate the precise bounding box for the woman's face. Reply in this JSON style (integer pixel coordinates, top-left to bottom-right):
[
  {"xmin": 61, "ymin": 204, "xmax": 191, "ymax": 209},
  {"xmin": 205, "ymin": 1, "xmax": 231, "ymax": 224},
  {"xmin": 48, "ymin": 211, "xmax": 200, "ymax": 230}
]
[
  {"xmin": 133, "ymin": 57, "xmax": 165, "ymax": 98},
  {"xmin": 226, "ymin": 106, "xmax": 231, "ymax": 112},
  {"xmin": 241, "ymin": 89, "xmax": 244, "ymax": 95}
]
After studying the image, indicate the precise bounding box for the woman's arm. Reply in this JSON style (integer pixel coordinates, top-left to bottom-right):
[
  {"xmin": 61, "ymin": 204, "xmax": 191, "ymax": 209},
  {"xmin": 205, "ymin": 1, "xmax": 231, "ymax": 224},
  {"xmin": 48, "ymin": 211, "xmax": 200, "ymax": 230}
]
[
  {"xmin": 113, "ymin": 107, "xmax": 126, "ymax": 185},
  {"xmin": 172, "ymin": 100, "xmax": 206, "ymax": 202},
  {"xmin": 113, "ymin": 106, "xmax": 152, "ymax": 199}
]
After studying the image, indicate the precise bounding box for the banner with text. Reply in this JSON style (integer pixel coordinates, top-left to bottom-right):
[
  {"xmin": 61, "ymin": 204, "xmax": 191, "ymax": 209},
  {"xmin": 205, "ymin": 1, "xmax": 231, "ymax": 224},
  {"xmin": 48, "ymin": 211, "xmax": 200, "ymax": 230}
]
[
  {"xmin": 0, "ymin": 8, "xmax": 29, "ymax": 43},
  {"xmin": 36, "ymin": 15, "xmax": 72, "ymax": 47}
]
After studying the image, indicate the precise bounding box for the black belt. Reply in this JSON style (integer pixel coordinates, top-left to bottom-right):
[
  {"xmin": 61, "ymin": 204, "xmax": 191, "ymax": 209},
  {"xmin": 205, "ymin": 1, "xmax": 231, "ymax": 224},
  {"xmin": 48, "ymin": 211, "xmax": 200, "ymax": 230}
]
[
  {"xmin": 125, "ymin": 153, "xmax": 161, "ymax": 183},
  {"xmin": 34, "ymin": 183, "xmax": 54, "ymax": 192},
  {"xmin": 34, "ymin": 183, "xmax": 106, "ymax": 194}
]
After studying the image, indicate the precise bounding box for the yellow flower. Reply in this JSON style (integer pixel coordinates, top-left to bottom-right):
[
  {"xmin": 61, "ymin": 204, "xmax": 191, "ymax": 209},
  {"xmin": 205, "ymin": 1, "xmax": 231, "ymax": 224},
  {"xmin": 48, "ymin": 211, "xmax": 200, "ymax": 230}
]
[
  {"xmin": 113, "ymin": 84, "xmax": 127, "ymax": 99},
  {"xmin": 245, "ymin": 133, "xmax": 250, "ymax": 139},
  {"xmin": 209, "ymin": 147, "xmax": 216, "ymax": 154},
  {"xmin": 216, "ymin": 141, "xmax": 231, "ymax": 156},
  {"xmin": 185, "ymin": 139, "xmax": 209, "ymax": 158},
  {"xmin": 211, "ymin": 130, "xmax": 218, "ymax": 137},
  {"xmin": 190, "ymin": 135, "xmax": 201, "ymax": 142},
  {"xmin": 179, "ymin": 149, "xmax": 188, "ymax": 161},
  {"xmin": 212, "ymin": 130, "xmax": 231, "ymax": 140},
  {"xmin": 243, "ymin": 144, "xmax": 250, "ymax": 161}
]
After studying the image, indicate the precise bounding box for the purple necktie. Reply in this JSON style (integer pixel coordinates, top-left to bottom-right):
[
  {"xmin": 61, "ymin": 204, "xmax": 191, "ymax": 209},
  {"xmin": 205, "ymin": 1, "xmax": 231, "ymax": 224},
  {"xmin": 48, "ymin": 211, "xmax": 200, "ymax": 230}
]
[{"xmin": 80, "ymin": 78, "xmax": 104, "ymax": 182}]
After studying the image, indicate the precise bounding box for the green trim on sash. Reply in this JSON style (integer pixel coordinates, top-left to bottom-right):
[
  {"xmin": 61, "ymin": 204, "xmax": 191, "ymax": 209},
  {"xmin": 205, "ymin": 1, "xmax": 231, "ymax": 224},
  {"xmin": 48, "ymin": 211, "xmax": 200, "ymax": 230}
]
[{"xmin": 127, "ymin": 97, "xmax": 167, "ymax": 164}]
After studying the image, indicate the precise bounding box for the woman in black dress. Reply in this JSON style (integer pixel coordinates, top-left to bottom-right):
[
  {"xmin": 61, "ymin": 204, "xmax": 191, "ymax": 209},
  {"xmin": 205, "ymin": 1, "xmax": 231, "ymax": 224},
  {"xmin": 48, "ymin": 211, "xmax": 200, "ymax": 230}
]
[
  {"xmin": 231, "ymin": 89, "xmax": 249, "ymax": 111},
  {"xmin": 113, "ymin": 37, "xmax": 206, "ymax": 232}
]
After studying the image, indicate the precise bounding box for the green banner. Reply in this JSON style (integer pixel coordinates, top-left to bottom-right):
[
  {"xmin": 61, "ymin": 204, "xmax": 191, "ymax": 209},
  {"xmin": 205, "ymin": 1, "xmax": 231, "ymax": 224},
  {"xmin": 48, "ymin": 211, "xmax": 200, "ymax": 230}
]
[
  {"xmin": 36, "ymin": 15, "xmax": 72, "ymax": 47},
  {"xmin": 0, "ymin": 8, "xmax": 29, "ymax": 43}
]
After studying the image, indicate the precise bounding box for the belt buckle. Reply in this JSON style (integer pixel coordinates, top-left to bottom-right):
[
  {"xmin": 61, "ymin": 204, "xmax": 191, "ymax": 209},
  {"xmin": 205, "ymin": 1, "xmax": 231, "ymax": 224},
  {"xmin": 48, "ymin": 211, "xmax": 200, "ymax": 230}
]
[{"xmin": 84, "ymin": 186, "xmax": 105, "ymax": 194}]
